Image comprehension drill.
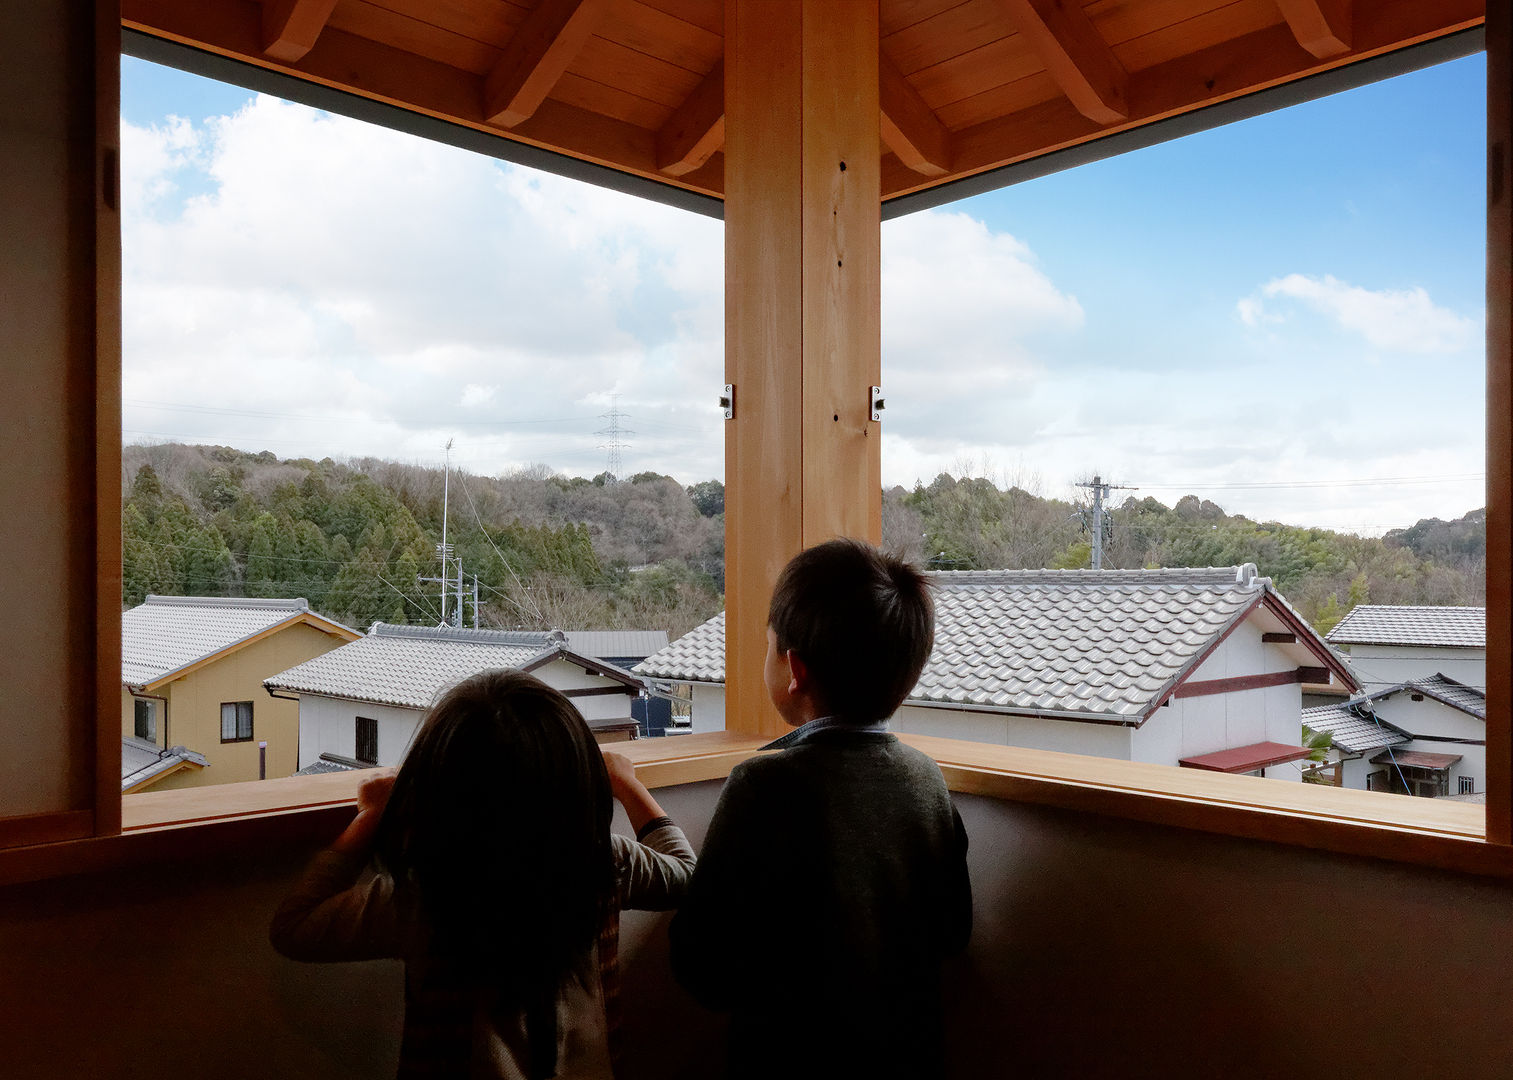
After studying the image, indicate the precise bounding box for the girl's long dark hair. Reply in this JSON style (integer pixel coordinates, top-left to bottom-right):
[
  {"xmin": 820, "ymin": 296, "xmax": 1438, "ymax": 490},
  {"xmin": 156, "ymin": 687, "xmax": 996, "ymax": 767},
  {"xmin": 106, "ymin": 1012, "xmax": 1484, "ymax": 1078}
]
[{"xmin": 373, "ymin": 669, "xmax": 615, "ymax": 1014}]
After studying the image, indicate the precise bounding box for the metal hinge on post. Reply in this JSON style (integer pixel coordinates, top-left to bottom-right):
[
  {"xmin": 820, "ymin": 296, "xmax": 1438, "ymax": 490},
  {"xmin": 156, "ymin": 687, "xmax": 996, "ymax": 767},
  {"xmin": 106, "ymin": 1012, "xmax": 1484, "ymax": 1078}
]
[
  {"xmin": 870, "ymin": 385, "xmax": 885, "ymax": 422},
  {"xmin": 720, "ymin": 384, "xmax": 734, "ymax": 419}
]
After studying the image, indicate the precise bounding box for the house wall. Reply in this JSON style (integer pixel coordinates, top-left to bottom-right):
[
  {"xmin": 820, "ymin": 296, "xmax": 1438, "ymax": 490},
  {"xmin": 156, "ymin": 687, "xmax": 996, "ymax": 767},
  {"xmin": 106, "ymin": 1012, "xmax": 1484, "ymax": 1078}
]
[
  {"xmin": 690, "ymin": 684, "xmax": 727, "ymax": 733},
  {"xmin": 893, "ymin": 704, "xmax": 1136, "ymax": 757},
  {"xmin": 151, "ymin": 624, "xmax": 350, "ymax": 788},
  {"xmin": 295, "ymin": 659, "xmax": 640, "ymax": 769},
  {"xmin": 1344, "ymin": 644, "xmax": 1486, "ymax": 692},
  {"xmin": 1368, "ymin": 696, "xmax": 1487, "ymax": 795},
  {"xmin": 3, "ymin": 780, "xmax": 1511, "ymax": 1079},
  {"xmin": 297, "ymin": 698, "xmax": 421, "ymax": 770}
]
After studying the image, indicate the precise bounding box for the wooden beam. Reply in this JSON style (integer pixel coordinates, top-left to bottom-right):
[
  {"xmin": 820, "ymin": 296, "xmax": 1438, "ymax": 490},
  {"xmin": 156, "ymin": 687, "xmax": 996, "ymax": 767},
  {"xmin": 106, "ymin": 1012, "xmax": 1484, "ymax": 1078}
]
[
  {"xmin": 261, "ymin": 0, "xmax": 338, "ymax": 63},
  {"xmin": 884, "ymin": 0, "xmax": 1484, "ymax": 201},
  {"xmin": 1275, "ymin": 0, "xmax": 1353, "ymax": 59},
  {"xmin": 1487, "ymin": 0, "xmax": 1511, "ymax": 847},
  {"xmin": 997, "ymin": 0, "xmax": 1127, "ymax": 125},
  {"xmin": 122, "ymin": 0, "xmax": 724, "ymax": 199},
  {"xmin": 483, "ymin": 0, "xmax": 608, "ymax": 129},
  {"xmin": 879, "ymin": 52, "xmax": 951, "ymax": 177},
  {"xmin": 724, "ymin": 0, "xmax": 880, "ymax": 737},
  {"xmin": 1172, "ymin": 668, "xmax": 1319, "ymax": 699},
  {"xmin": 656, "ymin": 59, "xmax": 724, "ymax": 177}
]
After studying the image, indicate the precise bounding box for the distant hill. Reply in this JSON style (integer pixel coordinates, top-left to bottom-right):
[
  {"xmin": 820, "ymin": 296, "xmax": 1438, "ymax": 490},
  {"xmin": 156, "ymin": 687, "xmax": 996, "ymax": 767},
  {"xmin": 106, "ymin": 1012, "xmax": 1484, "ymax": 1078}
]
[
  {"xmin": 120, "ymin": 443, "xmax": 723, "ymax": 636},
  {"xmin": 121, "ymin": 445, "xmax": 1483, "ymax": 636},
  {"xmin": 883, "ymin": 474, "xmax": 1484, "ymax": 634}
]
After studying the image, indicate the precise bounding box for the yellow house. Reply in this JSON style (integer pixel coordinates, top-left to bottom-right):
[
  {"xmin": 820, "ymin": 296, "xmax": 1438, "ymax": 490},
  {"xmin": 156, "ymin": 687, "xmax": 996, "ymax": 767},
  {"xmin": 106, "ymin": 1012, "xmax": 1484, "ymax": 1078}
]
[{"xmin": 121, "ymin": 596, "xmax": 359, "ymax": 791}]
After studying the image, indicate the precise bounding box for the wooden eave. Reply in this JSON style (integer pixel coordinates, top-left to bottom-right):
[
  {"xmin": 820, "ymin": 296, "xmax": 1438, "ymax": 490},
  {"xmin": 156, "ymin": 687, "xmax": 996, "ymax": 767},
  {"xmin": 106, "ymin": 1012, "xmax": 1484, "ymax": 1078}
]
[{"xmin": 122, "ymin": 0, "xmax": 1483, "ymax": 216}]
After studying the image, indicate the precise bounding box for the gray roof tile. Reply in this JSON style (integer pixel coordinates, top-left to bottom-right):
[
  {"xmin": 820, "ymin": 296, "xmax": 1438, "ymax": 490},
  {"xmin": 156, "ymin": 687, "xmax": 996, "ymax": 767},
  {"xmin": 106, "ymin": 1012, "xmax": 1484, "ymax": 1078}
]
[
  {"xmin": 266, "ymin": 622, "xmax": 644, "ymax": 710},
  {"xmin": 120, "ymin": 737, "xmax": 209, "ymax": 790},
  {"xmin": 1302, "ymin": 672, "xmax": 1484, "ymax": 753},
  {"xmin": 122, "ymin": 595, "xmax": 353, "ymax": 687},
  {"xmin": 635, "ymin": 567, "xmax": 1321, "ymax": 722},
  {"xmin": 1326, "ymin": 605, "xmax": 1485, "ymax": 648}
]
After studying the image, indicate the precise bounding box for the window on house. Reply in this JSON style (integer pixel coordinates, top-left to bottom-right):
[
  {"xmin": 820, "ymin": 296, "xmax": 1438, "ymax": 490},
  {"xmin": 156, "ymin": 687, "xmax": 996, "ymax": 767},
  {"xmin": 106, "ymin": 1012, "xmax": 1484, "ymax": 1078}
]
[
  {"xmin": 355, "ymin": 717, "xmax": 378, "ymax": 765},
  {"xmin": 1461, "ymin": 776, "xmax": 1476, "ymax": 795},
  {"xmin": 133, "ymin": 699, "xmax": 156, "ymax": 742},
  {"xmin": 220, "ymin": 701, "xmax": 253, "ymax": 743}
]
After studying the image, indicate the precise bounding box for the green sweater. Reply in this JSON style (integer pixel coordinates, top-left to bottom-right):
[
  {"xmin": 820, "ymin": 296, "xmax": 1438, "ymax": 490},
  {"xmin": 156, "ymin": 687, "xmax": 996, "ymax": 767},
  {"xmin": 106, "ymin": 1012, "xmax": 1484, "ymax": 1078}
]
[{"xmin": 669, "ymin": 726, "xmax": 972, "ymax": 1080}]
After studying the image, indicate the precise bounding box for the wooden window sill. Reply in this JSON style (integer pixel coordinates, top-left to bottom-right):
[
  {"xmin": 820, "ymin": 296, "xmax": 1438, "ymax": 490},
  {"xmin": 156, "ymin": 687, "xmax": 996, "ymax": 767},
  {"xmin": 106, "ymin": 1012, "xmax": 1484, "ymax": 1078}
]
[{"xmin": 0, "ymin": 731, "xmax": 1505, "ymax": 887}]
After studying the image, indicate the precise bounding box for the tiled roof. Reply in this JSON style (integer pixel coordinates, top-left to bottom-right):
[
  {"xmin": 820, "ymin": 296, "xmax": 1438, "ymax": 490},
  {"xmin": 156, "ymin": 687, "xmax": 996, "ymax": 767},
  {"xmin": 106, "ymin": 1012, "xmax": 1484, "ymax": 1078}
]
[
  {"xmin": 293, "ymin": 753, "xmax": 376, "ymax": 776},
  {"xmin": 120, "ymin": 737, "xmax": 208, "ymax": 791},
  {"xmin": 636, "ymin": 566, "xmax": 1323, "ymax": 723},
  {"xmin": 565, "ymin": 630, "xmax": 669, "ymax": 660},
  {"xmin": 1301, "ymin": 702, "xmax": 1412, "ymax": 754},
  {"xmin": 266, "ymin": 622, "xmax": 644, "ymax": 710},
  {"xmin": 1302, "ymin": 672, "xmax": 1484, "ymax": 753},
  {"xmin": 635, "ymin": 612, "xmax": 725, "ymax": 684},
  {"xmin": 122, "ymin": 595, "xmax": 353, "ymax": 688},
  {"xmin": 1326, "ymin": 605, "xmax": 1485, "ymax": 648}
]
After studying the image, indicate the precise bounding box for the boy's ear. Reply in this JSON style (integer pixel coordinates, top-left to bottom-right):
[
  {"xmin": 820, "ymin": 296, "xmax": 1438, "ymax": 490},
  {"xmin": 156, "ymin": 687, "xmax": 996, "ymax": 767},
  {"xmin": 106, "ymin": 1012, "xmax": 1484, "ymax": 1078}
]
[{"xmin": 785, "ymin": 649, "xmax": 812, "ymax": 696}]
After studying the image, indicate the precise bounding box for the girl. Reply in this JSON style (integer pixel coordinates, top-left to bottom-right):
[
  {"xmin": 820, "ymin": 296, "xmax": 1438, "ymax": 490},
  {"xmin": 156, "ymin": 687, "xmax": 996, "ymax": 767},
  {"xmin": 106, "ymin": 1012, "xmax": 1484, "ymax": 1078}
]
[{"xmin": 270, "ymin": 669, "xmax": 694, "ymax": 1079}]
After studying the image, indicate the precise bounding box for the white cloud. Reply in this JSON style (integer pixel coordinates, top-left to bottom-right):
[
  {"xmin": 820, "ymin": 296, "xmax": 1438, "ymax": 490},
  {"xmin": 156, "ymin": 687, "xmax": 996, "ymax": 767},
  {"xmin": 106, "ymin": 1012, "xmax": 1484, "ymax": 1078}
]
[
  {"xmin": 881, "ymin": 209, "xmax": 1084, "ymax": 445},
  {"xmin": 1238, "ymin": 273, "xmax": 1477, "ymax": 353},
  {"xmin": 122, "ymin": 95, "xmax": 725, "ymax": 480}
]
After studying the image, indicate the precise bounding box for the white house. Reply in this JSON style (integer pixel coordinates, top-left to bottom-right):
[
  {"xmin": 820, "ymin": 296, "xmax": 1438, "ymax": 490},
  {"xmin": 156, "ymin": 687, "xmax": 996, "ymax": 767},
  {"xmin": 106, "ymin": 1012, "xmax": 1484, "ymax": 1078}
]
[
  {"xmin": 636, "ymin": 565, "xmax": 1358, "ymax": 782},
  {"xmin": 1325, "ymin": 605, "xmax": 1485, "ymax": 694},
  {"xmin": 265, "ymin": 624, "xmax": 648, "ymax": 772},
  {"xmin": 1302, "ymin": 673, "xmax": 1486, "ymax": 797}
]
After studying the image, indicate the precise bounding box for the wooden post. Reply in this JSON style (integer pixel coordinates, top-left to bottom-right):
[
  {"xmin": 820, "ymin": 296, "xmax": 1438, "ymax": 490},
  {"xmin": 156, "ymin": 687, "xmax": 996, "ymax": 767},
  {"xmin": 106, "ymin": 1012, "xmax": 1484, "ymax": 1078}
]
[
  {"xmin": 1487, "ymin": 0, "xmax": 1511, "ymax": 846},
  {"xmin": 723, "ymin": 0, "xmax": 881, "ymax": 737}
]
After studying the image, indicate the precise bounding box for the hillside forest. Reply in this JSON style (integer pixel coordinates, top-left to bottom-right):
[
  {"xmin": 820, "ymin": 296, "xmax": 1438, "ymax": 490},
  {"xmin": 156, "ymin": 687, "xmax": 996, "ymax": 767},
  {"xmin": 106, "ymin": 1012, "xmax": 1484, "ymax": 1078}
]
[{"xmin": 122, "ymin": 443, "xmax": 1485, "ymax": 637}]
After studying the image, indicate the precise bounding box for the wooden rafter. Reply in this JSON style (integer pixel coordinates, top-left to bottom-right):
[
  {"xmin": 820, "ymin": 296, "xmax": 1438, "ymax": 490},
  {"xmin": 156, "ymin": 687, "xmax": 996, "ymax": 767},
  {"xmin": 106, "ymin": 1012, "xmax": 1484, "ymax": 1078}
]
[
  {"xmin": 483, "ymin": 0, "xmax": 608, "ymax": 129},
  {"xmin": 1275, "ymin": 0, "xmax": 1353, "ymax": 59},
  {"xmin": 657, "ymin": 59, "xmax": 724, "ymax": 177},
  {"xmin": 997, "ymin": 0, "xmax": 1128, "ymax": 126},
  {"xmin": 879, "ymin": 53, "xmax": 951, "ymax": 177},
  {"xmin": 883, "ymin": 0, "xmax": 1482, "ymax": 201},
  {"xmin": 261, "ymin": 0, "xmax": 338, "ymax": 63},
  {"xmin": 121, "ymin": 0, "xmax": 724, "ymax": 199}
]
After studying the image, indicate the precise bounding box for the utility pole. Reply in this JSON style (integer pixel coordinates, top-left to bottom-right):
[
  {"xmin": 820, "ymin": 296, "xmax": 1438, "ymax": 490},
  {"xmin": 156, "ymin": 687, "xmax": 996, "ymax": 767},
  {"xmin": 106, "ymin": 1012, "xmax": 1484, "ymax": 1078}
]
[
  {"xmin": 1075, "ymin": 474, "xmax": 1137, "ymax": 570},
  {"xmin": 471, "ymin": 574, "xmax": 480, "ymax": 630},
  {"xmin": 439, "ymin": 439, "xmax": 453, "ymax": 621}
]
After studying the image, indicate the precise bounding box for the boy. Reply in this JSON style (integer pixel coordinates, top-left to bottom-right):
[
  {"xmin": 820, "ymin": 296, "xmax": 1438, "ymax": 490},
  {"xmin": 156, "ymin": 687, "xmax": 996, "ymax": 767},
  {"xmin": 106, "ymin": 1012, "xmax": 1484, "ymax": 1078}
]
[{"xmin": 669, "ymin": 538, "xmax": 972, "ymax": 1080}]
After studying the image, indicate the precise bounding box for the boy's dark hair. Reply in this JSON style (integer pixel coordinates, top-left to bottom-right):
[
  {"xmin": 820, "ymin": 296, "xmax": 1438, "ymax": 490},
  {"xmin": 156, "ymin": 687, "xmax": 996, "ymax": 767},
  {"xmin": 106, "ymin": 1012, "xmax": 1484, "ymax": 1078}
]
[
  {"xmin": 768, "ymin": 538, "xmax": 934, "ymax": 722},
  {"xmin": 374, "ymin": 670, "xmax": 614, "ymax": 1015}
]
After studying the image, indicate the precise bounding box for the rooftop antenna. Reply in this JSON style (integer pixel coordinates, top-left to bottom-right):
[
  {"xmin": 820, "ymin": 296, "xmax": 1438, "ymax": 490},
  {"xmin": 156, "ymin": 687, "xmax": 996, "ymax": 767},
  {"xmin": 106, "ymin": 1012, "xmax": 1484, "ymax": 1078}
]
[{"xmin": 596, "ymin": 395, "xmax": 634, "ymax": 483}]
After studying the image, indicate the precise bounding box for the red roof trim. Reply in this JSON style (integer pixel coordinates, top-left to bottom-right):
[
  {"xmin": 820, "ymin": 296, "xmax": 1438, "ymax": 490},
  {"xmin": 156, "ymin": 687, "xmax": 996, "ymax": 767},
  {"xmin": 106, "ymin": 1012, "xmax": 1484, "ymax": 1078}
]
[
  {"xmin": 1179, "ymin": 741, "xmax": 1314, "ymax": 773},
  {"xmin": 1260, "ymin": 592, "xmax": 1359, "ymax": 692}
]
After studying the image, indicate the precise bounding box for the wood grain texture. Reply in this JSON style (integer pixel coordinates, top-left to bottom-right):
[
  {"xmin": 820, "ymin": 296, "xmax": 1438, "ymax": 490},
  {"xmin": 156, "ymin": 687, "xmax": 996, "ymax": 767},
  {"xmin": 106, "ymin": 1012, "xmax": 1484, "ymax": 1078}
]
[
  {"xmin": 1275, "ymin": 0, "xmax": 1353, "ymax": 58},
  {"xmin": 880, "ymin": 51, "xmax": 953, "ymax": 174},
  {"xmin": 483, "ymin": 0, "xmax": 609, "ymax": 127},
  {"xmin": 656, "ymin": 58, "xmax": 723, "ymax": 174},
  {"xmin": 884, "ymin": 0, "xmax": 1482, "ymax": 200},
  {"xmin": 800, "ymin": 0, "xmax": 881, "ymax": 549},
  {"xmin": 724, "ymin": 0, "xmax": 803, "ymax": 737},
  {"xmin": 1487, "ymin": 0, "xmax": 1511, "ymax": 847},
  {"xmin": 122, "ymin": 0, "xmax": 724, "ymax": 198},
  {"xmin": 997, "ymin": 0, "xmax": 1129, "ymax": 123},
  {"xmin": 262, "ymin": 0, "xmax": 339, "ymax": 61}
]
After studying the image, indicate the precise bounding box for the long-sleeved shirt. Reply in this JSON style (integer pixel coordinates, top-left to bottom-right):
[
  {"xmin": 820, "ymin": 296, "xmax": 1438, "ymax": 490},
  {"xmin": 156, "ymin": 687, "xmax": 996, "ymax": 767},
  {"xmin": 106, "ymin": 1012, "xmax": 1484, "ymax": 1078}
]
[
  {"xmin": 271, "ymin": 820, "xmax": 695, "ymax": 1079},
  {"xmin": 669, "ymin": 726, "xmax": 972, "ymax": 1080}
]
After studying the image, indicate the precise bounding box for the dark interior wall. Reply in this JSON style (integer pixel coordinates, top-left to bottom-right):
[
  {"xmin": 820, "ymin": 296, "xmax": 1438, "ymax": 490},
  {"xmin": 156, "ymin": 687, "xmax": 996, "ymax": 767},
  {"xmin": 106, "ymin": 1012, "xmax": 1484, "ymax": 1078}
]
[{"xmin": 1, "ymin": 781, "xmax": 1510, "ymax": 1080}]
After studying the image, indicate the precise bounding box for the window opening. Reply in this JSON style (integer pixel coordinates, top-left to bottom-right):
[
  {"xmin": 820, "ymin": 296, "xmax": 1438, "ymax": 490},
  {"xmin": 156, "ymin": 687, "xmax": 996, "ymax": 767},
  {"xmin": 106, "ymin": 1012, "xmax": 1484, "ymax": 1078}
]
[{"xmin": 221, "ymin": 701, "xmax": 253, "ymax": 743}]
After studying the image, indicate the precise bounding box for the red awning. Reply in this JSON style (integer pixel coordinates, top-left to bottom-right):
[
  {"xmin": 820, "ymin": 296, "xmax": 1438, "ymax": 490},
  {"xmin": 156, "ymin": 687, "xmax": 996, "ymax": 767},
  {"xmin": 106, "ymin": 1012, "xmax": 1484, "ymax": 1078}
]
[
  {"xmin": 1370, "ymin": 750, "xmax": 1463, "ymax": 770},
  {"xmin": 1179, "ymin": 741, "xmax": 1314, "ymax": 774}
]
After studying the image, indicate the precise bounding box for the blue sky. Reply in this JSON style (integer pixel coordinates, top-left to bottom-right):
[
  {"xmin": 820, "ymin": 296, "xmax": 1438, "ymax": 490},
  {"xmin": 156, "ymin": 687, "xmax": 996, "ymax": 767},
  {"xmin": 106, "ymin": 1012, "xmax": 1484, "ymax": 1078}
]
[{"xmin": 120, "ymin": 52, "xmax": 1486, "ymax": 534}]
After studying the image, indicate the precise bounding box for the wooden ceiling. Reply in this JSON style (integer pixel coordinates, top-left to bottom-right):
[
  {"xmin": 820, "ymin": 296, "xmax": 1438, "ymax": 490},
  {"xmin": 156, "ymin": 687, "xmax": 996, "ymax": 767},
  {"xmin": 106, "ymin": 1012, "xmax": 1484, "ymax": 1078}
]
[{"xmin": 123, "ymin": 0, "xmax": 1483, "ymax": 209}]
